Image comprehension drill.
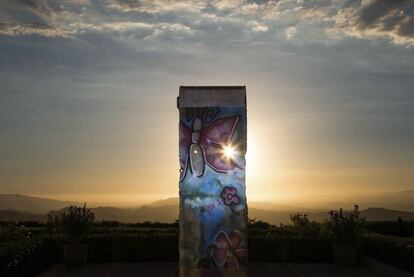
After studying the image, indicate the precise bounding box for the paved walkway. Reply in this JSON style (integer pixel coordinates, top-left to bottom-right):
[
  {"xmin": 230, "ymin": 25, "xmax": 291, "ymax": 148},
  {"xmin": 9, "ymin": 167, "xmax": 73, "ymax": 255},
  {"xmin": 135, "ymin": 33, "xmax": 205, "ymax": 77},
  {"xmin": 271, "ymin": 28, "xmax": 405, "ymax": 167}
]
[{"xmin": 38, "ymin": 262, "xmax": 385, "ymax": 277}]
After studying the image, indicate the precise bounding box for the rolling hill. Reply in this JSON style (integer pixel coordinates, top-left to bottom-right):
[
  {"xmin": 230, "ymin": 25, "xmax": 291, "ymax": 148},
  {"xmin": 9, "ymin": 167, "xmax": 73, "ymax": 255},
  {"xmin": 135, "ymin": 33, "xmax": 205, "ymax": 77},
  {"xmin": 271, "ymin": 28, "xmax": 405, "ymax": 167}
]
[
  {"xmin": 0, "ymin": 210, "xmax": 47, "ymax": 222},
  {"xmin": 1, "ymin": 194, "xmax": 414, "ymax": 224},
  {"xmin": 0, "ymin": 194, "xmax": 80, "ymax": 214}
]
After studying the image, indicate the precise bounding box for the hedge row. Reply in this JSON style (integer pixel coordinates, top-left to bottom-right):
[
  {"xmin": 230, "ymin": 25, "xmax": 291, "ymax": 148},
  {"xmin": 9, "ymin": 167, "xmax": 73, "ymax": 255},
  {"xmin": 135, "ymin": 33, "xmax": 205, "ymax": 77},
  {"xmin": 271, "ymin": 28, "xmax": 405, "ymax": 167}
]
[
  {"xmin": 88, "ymin": 234, "xmax": 178, "ymax": 262},
  {"xmin": 87, "ymin": 235, "xmax": 332, "ymax": 263},
  {"xmin": 2, "ymin": 232, "xmax": 413, "ymax": 276},
  {"xmin": 361, "ymin": 232, "xmax": 414, "ymax": 273},
  {"xmin": 249, "ymin": 237, "xmax": 332, "ymax": 262},
  {"xmin": 0, "ymin": 237, "xmax": 61, "ymax": 277},
  {"xmin": 364, "ymin": 221, "xmax": 414, "ymax": 237},
  {"xmin": 0, "ymin": 234, "xmax": 332, "ymax": 276}
]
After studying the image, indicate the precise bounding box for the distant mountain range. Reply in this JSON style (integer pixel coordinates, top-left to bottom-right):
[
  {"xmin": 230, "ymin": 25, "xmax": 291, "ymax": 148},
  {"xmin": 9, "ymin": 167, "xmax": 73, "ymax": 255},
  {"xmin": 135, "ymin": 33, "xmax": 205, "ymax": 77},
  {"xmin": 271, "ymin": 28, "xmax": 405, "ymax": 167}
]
[
  {"xmin": 0, "ymin": 210, "xmax": 46, "ymax": 222},
  {"xmin": 1, "ymin": 193, "xmax": 414, "ymax": 224},
  {"xmin": 0, "ymin": 194, "xmax": 80, "ymax": 214},
  {"xmin": 363, "ymin": 190, "xmax": 414, "ymax": 212}
]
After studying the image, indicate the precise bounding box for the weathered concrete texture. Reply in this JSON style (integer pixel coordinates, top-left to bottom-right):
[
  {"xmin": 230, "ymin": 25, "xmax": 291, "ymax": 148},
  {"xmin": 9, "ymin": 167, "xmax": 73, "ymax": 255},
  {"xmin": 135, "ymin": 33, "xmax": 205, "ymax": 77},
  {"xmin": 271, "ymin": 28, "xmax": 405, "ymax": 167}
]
[
  {"xmin": 178, "ymin": 86, "xmax": 246, "ymax": 107},
  {"xmin": 178, "ymin": 86, "xmax": 248, "ymax": 275},
  {"xmin": 38, "ymin": 263, "xmax": 384, "ymax": 277}
]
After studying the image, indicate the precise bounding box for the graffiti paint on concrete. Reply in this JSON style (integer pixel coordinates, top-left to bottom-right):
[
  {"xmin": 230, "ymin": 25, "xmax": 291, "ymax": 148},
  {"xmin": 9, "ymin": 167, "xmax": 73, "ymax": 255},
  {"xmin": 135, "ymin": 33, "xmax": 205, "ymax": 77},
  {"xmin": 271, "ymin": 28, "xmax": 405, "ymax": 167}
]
[{"xmin": 178, "ymin": 101, "xmax": 248, "ymax": 273}]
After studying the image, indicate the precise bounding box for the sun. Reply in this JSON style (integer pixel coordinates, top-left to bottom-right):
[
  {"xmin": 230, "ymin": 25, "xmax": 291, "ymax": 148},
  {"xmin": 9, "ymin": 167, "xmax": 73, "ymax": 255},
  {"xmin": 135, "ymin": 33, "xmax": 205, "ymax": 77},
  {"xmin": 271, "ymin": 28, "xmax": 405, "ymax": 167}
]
[{"xmin": 223, "ymin": 144, "xmax": 236, "ymax": 159}]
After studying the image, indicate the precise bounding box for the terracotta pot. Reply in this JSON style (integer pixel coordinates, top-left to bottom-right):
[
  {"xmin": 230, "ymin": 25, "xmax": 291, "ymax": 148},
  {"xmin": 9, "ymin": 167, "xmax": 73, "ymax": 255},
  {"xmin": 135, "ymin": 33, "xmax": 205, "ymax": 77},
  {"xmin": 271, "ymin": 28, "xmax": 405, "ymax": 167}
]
[
  {"xmin": 63, "ymin": 243, "xmax": 89, "ymax": 267},
  {"xmin": 331, "ymin": 242, "xmax": 359, "ymax": 267}
]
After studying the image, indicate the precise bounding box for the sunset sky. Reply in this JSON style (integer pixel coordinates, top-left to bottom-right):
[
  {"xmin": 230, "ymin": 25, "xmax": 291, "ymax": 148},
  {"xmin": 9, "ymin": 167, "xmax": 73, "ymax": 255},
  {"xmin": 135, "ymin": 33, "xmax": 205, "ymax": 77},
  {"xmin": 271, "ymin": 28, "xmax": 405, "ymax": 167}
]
[{"xmin": 1, "ymin": 0, "xmax": 413, "ymax": 207}]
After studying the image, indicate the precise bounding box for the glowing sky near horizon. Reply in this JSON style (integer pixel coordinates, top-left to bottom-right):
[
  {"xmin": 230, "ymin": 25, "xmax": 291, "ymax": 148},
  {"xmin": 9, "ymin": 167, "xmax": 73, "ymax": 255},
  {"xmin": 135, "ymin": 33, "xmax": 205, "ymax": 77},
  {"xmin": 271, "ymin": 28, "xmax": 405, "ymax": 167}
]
[{"xmin": 1, "ymin": 0, "xmax": 414, "ymax": 206}]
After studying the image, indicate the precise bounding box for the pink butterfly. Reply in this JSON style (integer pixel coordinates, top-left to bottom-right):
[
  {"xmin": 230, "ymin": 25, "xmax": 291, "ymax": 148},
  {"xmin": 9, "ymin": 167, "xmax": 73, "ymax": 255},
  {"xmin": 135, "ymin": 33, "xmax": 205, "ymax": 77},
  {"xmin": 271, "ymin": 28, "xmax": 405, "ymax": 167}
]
[{"xmin": 179, "ymin": 116, "xmax": 240, "ymax": 180}]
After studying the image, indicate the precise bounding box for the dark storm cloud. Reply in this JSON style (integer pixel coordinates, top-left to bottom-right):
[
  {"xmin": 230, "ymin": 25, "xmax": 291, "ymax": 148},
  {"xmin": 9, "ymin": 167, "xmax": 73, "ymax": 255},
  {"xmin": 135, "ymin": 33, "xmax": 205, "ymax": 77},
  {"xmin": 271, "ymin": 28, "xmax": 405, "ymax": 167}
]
[
  {"xmin": 329, "ymin": 0, "xmax": 414, "ymax": 45},
  {"xmin": 358, "ymin": 0, "xmax": 414, "ymax": 37},
  {"xmin": 358, "ymin": 0, "xmax": 408, "ymax": 27}
]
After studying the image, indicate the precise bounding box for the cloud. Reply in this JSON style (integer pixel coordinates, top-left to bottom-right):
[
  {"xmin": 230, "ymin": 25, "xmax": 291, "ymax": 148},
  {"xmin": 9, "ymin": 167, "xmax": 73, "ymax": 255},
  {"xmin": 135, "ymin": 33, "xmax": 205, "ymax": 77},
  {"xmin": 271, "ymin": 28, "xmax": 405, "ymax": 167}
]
[
  {"xmin": 0, "ymin": 0, "xmax": 195, "ymax": 39},
  {"xmin": 0, "ymin": 22, "xmax": 66, "ymax": 37},
  {"xmin": 106, "ymin": 0, "xmax": 206, "ymax": 14},
  {"xmin": 285, "ymin": 26, "xmax": 296, "ymax": 39},
  {"xmin": 212, "ymin": 0, "xmax": 241, "ymax": 11},
  {"xmin": 329, "ymin": 0, "xmax": 414, "ymax": 45},
  {"xmin": 68, "ymin": 21, "xmax": 192, "ymax": 34},
  {"xmin": 249, "ymin": 20, "xmax": 268, "ymax": 32},
  {"xmin": 1, "ymin": 0, "xmax": 414, "ymax": 47}
]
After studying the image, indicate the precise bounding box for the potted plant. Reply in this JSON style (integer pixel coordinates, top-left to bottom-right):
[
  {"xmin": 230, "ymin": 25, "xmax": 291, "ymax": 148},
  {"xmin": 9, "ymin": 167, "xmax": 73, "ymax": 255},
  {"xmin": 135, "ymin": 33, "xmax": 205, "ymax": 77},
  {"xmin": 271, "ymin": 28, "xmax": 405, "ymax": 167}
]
[
  {"xmin": 53, "ymin": 203, "xmax": 95, "ymax": 267},
  {"xmin": 323, "ymin": 205, "xmax": 365, "ymax": 267}
]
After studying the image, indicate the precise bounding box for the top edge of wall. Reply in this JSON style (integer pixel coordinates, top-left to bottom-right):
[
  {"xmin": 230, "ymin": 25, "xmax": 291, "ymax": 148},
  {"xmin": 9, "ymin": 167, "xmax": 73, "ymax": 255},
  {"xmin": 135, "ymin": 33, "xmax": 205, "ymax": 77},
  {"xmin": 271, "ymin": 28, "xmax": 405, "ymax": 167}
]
[{"xmin": 178, "ymin": 86, "xmax": 246, "ymax": 108}]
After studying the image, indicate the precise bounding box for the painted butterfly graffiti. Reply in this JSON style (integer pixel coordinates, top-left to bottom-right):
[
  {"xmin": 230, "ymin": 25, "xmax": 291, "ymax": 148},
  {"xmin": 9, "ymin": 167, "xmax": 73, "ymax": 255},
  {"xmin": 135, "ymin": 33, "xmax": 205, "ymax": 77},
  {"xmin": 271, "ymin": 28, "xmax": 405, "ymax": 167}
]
[{"xmin": 179, "ymin": 116, "xmax": 241, "ymax": 180}]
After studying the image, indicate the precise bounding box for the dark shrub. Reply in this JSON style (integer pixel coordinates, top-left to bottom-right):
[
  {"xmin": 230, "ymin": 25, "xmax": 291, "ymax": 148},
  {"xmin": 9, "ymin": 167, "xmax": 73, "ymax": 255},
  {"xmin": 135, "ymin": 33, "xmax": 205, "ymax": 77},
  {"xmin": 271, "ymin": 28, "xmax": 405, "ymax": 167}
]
[
  {"xmin": 364, "ymin": 220, "xmax": 414, "ymax": 237},
  {"xmin": 249, "ymin": 237, "xmax": 332, "ymax": 262},
  {"xmin": 50, "ymin": 204, "xmax": 95, "ymax": 243},
  {"xmin": 362, "ymin": 232, "xmax": 414, "ymax": 273},
  {"xmin": 290, "ymin": 213, "xmax": 322, "ymax": 238},
  {"xmin": 248, "ymin": 218, "xmax": 272, "ymax": 229},
  {"xmin": 0, "ymin": 223, "xmax": 27, "ymax": 241},
  {"xmin": 87, "ymin": 233, "xmax": 178, "ymax": 262},
  {"xmin": 0, "ymin": 237, "xmax": 61, "ymax": 277},
  {"xmin": 322, "ymin": 205, "xmax": 365, "ymax": 243}
]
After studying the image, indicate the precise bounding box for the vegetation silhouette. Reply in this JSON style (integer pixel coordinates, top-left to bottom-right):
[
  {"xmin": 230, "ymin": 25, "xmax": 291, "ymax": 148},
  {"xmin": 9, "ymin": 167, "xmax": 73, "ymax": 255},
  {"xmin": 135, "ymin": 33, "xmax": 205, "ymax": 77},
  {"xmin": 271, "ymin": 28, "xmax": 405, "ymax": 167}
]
[{"xmin": 1, "ymin": 203, "xmax": 414, "ymax": 276}]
